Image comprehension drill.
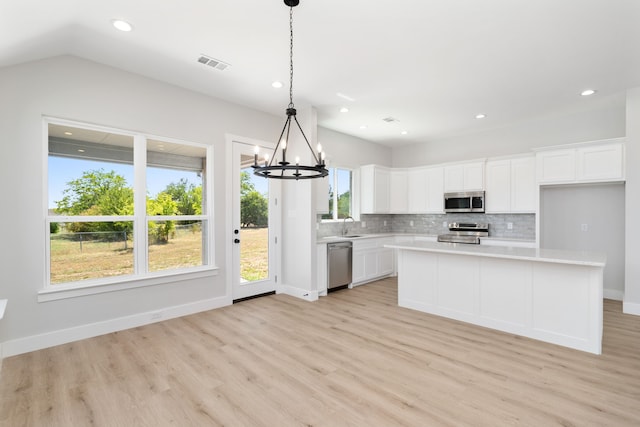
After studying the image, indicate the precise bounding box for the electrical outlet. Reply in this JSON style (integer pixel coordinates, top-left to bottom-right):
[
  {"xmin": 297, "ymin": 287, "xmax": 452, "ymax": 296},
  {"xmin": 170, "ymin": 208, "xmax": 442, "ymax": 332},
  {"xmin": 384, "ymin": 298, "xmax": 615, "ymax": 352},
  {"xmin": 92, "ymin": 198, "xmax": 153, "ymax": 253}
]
[
  {"xmin": 507, "ymin": 222, "xmax": 513, "ymax": 230},
  {"xmin": 384, "ymin": 220, "xmax": 387, "ymax": 226},
  {"xmin": 442, "ymin": 221, "xmax": 447, "ymax": 228},
  {"xmin": 410, "ymin": 220, "xmax": 414, "ymax": 227},
  {"xmin": 581, "ymin": 223, "xmax": 588, "ymax": 232}
]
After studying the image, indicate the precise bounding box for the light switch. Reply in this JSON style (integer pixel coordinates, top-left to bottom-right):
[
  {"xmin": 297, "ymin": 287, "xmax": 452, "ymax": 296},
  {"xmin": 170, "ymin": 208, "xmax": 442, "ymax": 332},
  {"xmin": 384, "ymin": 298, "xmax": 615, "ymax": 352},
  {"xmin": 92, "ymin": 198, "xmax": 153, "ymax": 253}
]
[{"xmin": 581, "ymin": 223, "xmax": 588, "ymax": 232}]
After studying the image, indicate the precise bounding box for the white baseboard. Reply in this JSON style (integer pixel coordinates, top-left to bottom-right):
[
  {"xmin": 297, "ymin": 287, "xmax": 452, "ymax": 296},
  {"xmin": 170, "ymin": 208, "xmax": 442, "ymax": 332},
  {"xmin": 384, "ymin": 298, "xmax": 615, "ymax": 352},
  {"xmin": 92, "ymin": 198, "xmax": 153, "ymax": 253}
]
[
  {"xmin": 623, "ymin": 300, "xmax": 640, "ymax": 316},
  {"xmin": 603, "ymin": 288, "xmax": 624, "ymax": 301},
  {"xmin": 277, "ymin": 285, "xmax": 318, "ymax": 302},
  {"xmin": 1, "ymin": 296, "xmax": 231, "ymax": 358}
]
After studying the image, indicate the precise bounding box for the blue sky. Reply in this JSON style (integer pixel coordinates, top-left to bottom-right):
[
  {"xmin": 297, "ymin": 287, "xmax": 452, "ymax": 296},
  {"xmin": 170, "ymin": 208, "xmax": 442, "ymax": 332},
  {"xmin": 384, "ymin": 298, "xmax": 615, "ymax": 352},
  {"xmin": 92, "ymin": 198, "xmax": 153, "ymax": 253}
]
[{"xmin": 48, "ymin": 157, "xmax": 202, "ymax": 208}]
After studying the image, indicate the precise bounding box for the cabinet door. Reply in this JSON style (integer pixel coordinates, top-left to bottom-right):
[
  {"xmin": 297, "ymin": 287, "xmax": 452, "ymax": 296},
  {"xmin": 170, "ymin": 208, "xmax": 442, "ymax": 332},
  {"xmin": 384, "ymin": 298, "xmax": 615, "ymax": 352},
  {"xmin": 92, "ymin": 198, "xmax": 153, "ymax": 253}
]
[
  {"xmin": 407, "ymin": 168, "xmax": 428, "ymax": 213},
  {"xmin": 463, "ymin": 162, "xmax": 484, "ymax": 191},
  {"xmin": 426, "ymin": 167, "xmax": 444, "ymax": 213},
  {"xmin": 377, "ymin": 248, "xmax": 395, "ymax": 276},
  {"xmin": 316, "ymin": 244, "xmax": 327, "ymax": 294},
  {"xmin": 375, "ymin": 168, "xmax": 390, "ymax": 213},
  {"xmin": 444, "ymin": 165, "xmax": 464, "ymax": 192},
  {"xmin": 485, "ymin": 160, "xmax": 511, "ymax": 213},
  {"xmin": 389, "ymin": 170, "xmax": 408, "ymax": 213},
  {"xmin": 363, "ymin": 251, "xmax": 378, "ymax": 281},
  {"xmin": 315, "ymin": 176, "xmax": 329, "ymax": 214},
  {"xmin": 510, "ymin": 156, "xmax": 536, "ymax": 212},
  {"xmin": 576, "ymin": 143, "xmax": 624, "ymax": 182},
  {"xmin": 352, "ymin": 250, "xmax": 366, "ymax": 283},
  {"xmin": 536, "ymin": 149, "xmax": 575, "ymax": 183}
]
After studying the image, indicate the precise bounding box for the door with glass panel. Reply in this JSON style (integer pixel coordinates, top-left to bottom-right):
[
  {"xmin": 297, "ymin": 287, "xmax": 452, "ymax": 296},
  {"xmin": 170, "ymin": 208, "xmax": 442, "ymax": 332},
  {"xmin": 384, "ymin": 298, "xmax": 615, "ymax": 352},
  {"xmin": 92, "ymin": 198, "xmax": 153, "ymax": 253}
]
[{"xmin": 232, "ymin": 141, "xmax": 279, "ymax": 300}]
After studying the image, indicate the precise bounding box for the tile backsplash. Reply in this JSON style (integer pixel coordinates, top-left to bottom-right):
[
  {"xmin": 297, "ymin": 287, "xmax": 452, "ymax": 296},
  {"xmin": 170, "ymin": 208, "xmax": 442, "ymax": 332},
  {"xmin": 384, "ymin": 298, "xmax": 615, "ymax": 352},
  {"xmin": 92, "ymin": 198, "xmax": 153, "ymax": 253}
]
[{"xmin": 317, "ymin": 213, "xmax": 535, "ymax": 240}]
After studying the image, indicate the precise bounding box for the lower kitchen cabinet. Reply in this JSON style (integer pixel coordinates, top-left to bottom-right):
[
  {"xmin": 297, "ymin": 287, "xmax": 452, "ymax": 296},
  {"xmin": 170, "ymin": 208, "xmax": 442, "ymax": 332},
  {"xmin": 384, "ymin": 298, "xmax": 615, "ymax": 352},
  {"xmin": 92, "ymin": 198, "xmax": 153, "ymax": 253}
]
[{"xmin": 352, "ymin": 237, "xmax": 395, "ymax": 286}]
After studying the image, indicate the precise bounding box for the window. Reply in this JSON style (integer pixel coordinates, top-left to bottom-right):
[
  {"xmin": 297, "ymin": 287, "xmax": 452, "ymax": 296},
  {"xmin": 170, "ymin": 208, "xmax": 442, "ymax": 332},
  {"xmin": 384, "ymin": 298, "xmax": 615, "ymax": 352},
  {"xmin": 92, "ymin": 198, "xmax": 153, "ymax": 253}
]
[
  {"xmin": 46, "ymin": 119, "xmax": 213, "ymax": 289},
  {"xmin": 322, "ymin": 167, "xmax": 353, "ymax": 220}
]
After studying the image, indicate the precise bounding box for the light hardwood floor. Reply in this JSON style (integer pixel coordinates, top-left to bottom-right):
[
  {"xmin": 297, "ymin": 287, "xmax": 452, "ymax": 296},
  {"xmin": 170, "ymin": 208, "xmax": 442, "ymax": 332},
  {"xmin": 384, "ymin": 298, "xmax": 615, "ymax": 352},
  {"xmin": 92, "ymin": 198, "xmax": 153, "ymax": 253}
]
[{"xmin": 1, "ymin": 277, "xmax": 640, "ymax": 426}]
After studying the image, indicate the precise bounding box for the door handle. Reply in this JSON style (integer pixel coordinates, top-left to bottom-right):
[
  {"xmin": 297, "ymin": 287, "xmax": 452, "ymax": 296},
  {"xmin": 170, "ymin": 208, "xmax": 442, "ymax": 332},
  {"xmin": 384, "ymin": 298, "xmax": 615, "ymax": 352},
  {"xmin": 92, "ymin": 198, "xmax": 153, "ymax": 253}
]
[{"xmin": 234, "ymin": 238, "xmax": 240, "ymax": 244}]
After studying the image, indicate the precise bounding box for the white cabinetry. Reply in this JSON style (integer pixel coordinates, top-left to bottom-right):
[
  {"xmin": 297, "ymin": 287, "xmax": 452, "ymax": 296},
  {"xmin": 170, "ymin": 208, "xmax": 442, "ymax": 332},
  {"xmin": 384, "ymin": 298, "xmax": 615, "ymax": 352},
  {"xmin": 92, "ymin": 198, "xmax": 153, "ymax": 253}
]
[
  {"xmin": 360, "ymin": 165, "xmax": 390, "ymax": 214},
  {"xmin": 352, "ymin": 237, "xmax": 395, "ymax": 285},
  {"xmin": 315, "ymin": 176, "xmax": 329, "ymax": 214},
  {"xmin": 485, "ymin": 156, "xmax": 535, "ymax": 213},
  {"xmin": 408, "ymin": 167, "xmax": 444, "ymax": 213},
  {"xmin": 536, "ymin": 140, "xmax": 624, "ymax": 184},
  {"xmin": 444, "ymin": 162, "xmax": 484, "ymax": 192},
  {"xmin": 389, "ymin": 170, "xmax": 408, "ymax": 213}
]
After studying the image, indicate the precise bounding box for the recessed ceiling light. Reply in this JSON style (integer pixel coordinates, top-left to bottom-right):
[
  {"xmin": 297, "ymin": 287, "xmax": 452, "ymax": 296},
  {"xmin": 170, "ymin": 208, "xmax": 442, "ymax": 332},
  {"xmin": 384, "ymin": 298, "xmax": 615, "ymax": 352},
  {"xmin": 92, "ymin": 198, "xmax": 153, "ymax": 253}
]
[
  {"xmin": 401, "ymin": 130, "xmax": 408, "ymax": 135},
  {"xmin": 475, "ymin": 114, "xmax": 486, "ymax": 119},
  {"xmin": 112, "ymin": 19, "xmax": 133, "ymax": 32},
  {"xmin": 359, "ymin": 125, "xmax": 368, "ymax": 130},
  {"xmin": 271, "ymin": 81, "xmax": 283, "ymax": 88},
  {"xmin": 64, "ymin": 131, "xmax": 72, "ymax": 136},
  {"xmin": 581, "ymin": 89, "xmax": 596, "ymax": 96},
  {"xmin": 77, "ymin": 149, "xmax": 85, "ymax": 153},
  {"xmin": 340, "ymin": 107, "xmax": 349, "ymax": 113}
]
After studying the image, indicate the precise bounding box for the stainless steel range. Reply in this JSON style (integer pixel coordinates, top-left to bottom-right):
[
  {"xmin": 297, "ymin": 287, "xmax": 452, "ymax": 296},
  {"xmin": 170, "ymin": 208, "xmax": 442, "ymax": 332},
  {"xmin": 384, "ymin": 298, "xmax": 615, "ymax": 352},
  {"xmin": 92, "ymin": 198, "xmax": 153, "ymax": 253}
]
[{"xmin": 437, "ymin": 222, "xmax": 489, "ymax": 244}]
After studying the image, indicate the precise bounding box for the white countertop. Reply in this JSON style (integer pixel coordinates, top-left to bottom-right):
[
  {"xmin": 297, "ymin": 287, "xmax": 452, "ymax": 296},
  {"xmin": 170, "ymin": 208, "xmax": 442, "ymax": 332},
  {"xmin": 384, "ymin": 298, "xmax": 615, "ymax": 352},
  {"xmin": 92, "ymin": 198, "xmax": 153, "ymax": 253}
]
[
  {"xmin": 385, "ymin": 241, "xmax": 606, "ymax": 267},
  {"xmin": 317, "ymin": 233, "xmax": 535, "ymax": 245}
]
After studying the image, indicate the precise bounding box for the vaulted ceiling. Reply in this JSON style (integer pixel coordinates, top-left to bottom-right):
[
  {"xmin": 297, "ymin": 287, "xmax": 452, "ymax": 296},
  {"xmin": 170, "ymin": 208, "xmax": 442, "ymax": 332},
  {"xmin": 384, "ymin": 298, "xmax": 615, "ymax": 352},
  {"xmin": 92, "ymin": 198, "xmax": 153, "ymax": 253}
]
[{"xmin": 2, "ymin": 0, "xmax": 639, "ymax": 146}]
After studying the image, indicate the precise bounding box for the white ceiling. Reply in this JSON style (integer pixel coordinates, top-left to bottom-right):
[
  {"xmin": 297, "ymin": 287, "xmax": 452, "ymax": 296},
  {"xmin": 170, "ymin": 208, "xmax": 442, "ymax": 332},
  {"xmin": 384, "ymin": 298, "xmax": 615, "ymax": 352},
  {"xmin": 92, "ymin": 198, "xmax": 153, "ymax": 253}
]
[{"xmin": 2, "ymin": 0, "xmax": 640, "ymax": 147}]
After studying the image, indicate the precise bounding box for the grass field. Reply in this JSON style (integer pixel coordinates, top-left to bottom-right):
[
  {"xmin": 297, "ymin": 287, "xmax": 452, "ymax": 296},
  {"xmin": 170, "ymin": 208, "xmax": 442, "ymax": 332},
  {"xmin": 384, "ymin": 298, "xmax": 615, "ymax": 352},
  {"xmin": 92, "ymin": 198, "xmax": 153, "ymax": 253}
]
[{"xmin": 50, "ymin": 227, "xmax": 269, "ymax": 284}]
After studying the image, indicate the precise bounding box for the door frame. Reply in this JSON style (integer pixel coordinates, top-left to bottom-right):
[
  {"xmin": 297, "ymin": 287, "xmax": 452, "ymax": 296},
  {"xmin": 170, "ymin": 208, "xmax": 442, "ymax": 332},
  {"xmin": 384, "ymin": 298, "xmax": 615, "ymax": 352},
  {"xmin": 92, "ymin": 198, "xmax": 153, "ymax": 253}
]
[{"xmin": 225, "ymin": 134, "xmax": 281, "ymax": 302}]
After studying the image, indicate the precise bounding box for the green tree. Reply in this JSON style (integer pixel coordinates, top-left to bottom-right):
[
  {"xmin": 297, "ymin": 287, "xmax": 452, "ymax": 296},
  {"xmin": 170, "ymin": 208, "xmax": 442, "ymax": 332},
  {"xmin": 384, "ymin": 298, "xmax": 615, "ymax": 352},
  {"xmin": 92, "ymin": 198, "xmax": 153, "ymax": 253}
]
[
  {"xmin": 147, "ymin": 192, "xmax": 178, "ymax": 243},
  {"xmin": 240, "ymin": 171, "xmax": 256, "ymax": 196},
  {"xmin": 337, "ymin": 190, "xmax": 351, "ymax": 219},
  {"xmin": 55, "ymin": 169, "xmax": 134, "ymax": 233},
  {"xmin": 163, "ymin": 178, "xmax": 202, "ymax": 215},
  {"xmin": 241, "ymin": 191, "xmax": 268, "ymax": 227}
]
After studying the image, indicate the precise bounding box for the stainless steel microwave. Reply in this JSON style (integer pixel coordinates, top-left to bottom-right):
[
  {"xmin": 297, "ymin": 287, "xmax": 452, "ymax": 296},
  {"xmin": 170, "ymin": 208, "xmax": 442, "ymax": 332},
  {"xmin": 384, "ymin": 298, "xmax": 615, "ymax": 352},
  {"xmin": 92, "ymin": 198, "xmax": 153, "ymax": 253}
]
[{"xmin": 444, "ymin": 191, "xmax": 485, "ymax": 213}]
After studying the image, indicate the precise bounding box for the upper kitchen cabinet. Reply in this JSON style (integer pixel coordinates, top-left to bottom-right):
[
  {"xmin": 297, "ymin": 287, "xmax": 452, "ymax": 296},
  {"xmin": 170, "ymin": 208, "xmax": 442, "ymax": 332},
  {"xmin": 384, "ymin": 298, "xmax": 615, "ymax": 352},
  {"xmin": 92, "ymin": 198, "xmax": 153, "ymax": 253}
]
[
  {"xmin": 360, "ymin": 165, "xmax": 390, "ymax": 214},
  {"xmin": 536, "ymin": 139, "xmax": 625, "ymax": 185},
  {"xmin": 389, "ymin": 169, "xmax": 408, "ymax": 213},
  {"xmin": 407, "ymin": 166, "xmax": 444, "ymax": 213},
  {"xmin": 485, "ymin": 156, "xmax": 535, "ymax": 213},
  {"xmin": 444, "ymin": 161, "xmax": 484, "ymax": 192}
]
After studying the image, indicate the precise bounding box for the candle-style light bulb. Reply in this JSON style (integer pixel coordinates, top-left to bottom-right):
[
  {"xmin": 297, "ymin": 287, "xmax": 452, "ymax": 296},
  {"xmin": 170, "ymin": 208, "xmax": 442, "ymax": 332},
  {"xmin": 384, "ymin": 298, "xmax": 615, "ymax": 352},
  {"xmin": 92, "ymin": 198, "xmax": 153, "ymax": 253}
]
[
  {"xmin": 263, "ymin": 153, "xmax": 269, "ymax": 166},
  {"xmin": 321, "ymin": 151, "xmax": 326, "ymax": 165},
  {"xmin": 317, "ymin": 143, "xmax": 322, "ymax": 153},
  {"xmin": 281, "ymin": 139, "xmax": 287, "ymax": 163},
  {"xmin": 254, "ymin": 146, "xmax": 259, "ymax": 165},
  {"xmin": 295, "ymin": 156, "xmax": 300, "ymax": 165}
]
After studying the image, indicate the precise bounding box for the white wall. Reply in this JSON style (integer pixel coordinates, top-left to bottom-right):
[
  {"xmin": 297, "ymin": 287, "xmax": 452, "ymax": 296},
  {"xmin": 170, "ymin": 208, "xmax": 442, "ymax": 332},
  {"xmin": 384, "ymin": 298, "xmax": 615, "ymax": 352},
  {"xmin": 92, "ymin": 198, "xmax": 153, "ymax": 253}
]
[
  {"xmin": 318, "ymin": 127, "xmax": 392, "ymax": 168},
  {"xmin": 0, "ymin": 55, "xmax": 285, "ymax": 355},
  {"xmin": 540, "ymin": 183, "xmax": 625, "ymax": 299},
  {"xmin": 392, "ymin": 95, "xmax": 626, "ymax": 167},
  {"xmin": 625, "ymin": 88, "xmax": 640, "ymax": 314}
]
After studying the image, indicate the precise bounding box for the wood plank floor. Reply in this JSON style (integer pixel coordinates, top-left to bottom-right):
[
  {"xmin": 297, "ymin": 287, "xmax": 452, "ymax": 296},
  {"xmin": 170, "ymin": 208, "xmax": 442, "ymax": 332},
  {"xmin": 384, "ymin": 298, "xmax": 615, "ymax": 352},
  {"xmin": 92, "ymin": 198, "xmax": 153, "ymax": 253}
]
[{"xmin": 1, "ymin": 277, "xmax": 640, "ymax": 426}]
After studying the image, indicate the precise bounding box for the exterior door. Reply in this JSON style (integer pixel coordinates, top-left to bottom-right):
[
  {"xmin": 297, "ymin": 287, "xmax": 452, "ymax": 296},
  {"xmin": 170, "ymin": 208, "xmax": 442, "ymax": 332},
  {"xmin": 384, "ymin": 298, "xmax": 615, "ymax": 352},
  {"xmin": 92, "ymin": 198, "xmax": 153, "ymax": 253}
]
[{"xmin": 232, "ymin": 141, "xmax": 279, "ymax": 300}]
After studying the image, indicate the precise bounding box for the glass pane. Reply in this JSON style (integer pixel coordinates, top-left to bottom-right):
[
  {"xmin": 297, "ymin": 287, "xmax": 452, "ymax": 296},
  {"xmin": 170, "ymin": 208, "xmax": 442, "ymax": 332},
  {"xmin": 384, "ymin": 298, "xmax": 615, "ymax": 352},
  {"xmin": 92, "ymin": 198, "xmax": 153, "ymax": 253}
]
[
  {"xmin": 321, "ymin": 168, "xmax": 334, "ymax": 220},
  {"xmin": 148, "ymin": 220, "xmax": 207, "ymax": 272},
  {"xmin": 48, "ymin": 124, "xmax": 134, "ymax": 216},
  {"xmin": 240, "ymin": 162, "xmax": 269, "ymax": 282},
  {"xmin": 49, "ymin": 222, "xmax": 134, "ymax": 284},
  {"xmin": 147, "ymin": 139, "xmax": 206, "ymax": 216},
  {"xmin": 336, "ymin": 168, "xmax": 352, "ymax": 219}
]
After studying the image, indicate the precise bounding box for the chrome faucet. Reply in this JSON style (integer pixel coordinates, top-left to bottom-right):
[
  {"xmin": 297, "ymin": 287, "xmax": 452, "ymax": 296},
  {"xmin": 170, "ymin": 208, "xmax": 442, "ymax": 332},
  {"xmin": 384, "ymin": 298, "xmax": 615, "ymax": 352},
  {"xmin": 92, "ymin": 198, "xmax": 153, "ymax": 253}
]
[{"xmin": 342, "ymin": 216, "xmax": 355, "ymax": 236}]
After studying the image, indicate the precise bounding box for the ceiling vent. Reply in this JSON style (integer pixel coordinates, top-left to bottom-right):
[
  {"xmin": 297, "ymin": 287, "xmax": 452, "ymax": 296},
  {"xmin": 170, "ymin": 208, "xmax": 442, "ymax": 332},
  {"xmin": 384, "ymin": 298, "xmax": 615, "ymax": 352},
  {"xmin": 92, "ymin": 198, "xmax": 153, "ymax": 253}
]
[
  {"xmin": 382, "ymin": 116, "xmax": 399, "ymax": 123},
  {"xmin": 197, "ymin": 54, "xmax": 230, "ymax": 71}
]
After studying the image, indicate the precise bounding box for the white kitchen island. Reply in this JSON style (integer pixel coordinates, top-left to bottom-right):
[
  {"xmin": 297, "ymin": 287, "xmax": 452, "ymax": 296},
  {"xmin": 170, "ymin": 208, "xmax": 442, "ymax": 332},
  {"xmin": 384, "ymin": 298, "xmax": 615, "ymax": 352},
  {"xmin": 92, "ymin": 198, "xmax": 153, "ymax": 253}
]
[{"xmin": 385, "ymin": 241, "xmax": 606, "ymax": 354}]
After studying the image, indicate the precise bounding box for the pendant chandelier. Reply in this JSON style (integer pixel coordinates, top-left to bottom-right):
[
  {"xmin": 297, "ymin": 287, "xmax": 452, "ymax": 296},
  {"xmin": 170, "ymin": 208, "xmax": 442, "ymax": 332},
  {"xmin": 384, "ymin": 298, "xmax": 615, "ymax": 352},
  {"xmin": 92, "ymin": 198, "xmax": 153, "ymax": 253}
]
[{"xmin": 252, "ymin": 0, "xmax": 328, "ymax": 180}]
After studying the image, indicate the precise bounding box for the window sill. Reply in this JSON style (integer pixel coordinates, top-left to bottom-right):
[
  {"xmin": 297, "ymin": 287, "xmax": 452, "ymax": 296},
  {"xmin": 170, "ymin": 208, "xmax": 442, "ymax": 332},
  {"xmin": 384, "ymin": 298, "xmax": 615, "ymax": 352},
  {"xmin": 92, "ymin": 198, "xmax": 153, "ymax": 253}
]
[{"xmin": 38, "ymin": 267, "xmax": 219, "ymax": 302}]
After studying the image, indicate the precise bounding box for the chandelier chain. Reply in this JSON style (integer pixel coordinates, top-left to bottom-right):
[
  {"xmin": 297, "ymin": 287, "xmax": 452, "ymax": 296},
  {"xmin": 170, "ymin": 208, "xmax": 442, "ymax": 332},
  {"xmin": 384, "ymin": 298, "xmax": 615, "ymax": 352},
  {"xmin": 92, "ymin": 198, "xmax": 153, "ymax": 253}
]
[{"xmin": 289, "ymin": 5, "xmax": 294, "ymax": 108}]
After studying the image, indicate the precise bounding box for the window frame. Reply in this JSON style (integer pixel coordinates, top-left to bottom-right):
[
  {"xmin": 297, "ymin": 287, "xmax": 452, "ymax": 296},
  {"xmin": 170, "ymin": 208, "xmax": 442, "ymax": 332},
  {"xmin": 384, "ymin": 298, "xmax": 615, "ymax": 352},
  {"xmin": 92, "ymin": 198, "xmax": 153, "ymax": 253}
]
[
  {"xmin": 322, "ymin": 166, "xmax": 355, "ymax": 222},
  {"xmin": 41, "ymin": 117, "xmax": 217, "ymax": 302}
]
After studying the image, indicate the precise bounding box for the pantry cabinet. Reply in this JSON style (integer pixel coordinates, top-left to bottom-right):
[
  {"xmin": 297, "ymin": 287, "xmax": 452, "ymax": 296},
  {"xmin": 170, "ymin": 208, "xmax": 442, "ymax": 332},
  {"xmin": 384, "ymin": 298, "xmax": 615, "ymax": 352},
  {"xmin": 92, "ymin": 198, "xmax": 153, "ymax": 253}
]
[{"xmin": 536, "ymin": 139, "xmax": 624, "ymax": 184}]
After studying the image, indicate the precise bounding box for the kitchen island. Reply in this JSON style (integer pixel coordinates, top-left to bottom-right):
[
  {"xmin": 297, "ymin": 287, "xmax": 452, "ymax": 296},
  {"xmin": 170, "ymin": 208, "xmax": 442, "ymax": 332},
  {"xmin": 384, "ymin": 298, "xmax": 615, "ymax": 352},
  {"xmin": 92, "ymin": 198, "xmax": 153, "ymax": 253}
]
[{"xmin": 385, "ymin": 241, "xmax": 606, "ymax": 354}]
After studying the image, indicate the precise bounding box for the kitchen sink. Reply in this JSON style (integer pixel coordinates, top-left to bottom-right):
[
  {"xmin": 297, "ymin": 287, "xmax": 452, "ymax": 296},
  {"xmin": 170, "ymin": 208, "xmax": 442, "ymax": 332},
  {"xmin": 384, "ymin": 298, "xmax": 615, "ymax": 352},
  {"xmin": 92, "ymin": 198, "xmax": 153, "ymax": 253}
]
[{"xmin": 343, "ymin": 235, "xmax": 361, "ymax": 238}]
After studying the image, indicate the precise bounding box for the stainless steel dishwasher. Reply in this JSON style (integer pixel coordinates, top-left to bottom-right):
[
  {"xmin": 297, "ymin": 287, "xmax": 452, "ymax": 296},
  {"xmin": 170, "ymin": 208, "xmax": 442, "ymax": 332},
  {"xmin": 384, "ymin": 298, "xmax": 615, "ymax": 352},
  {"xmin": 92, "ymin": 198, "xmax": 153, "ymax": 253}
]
[{"xmin": 327, "ymin": 241, "xmax": 353, "ymax": 290}]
